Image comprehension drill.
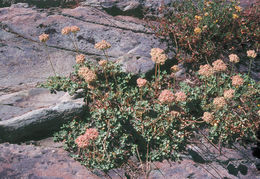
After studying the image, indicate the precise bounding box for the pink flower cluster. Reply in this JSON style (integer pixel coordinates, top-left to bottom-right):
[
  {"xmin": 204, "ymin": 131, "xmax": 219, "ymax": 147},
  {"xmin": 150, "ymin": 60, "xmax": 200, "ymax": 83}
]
[
  {"xmin": 39, "ymin": 33, "xmax": 49, "ymax": 42},
  {"xmin": 76, "ymin": 54, "xmax": 85, "ymax": 64},
  {"xmin": 61, "ymin": 26, "xmax": 80, "ymax": 35},
  {"xmin": 224, "ymin": 89, "xmax": 235, "ymax": 99},
  {"xmin": 78, "ymin": 67, "xmax": 97, "ymax": 83},
  {"xmin": 95, "ymin": 40, "xmax": 111, "ymax": 50},
  {"xmin": 198, "ymin": 64, "xmax": 214, "ymax": 77},
  {"xmin": 99, "ymin": 60, "xmax": 108, "ymax": 67},
  {"xmin": 171, "ymin": 65, "xmax": 180, "ymax": 73},
  {"xmin": 212, "ymin": 59, "xmax": 227, "ymax": 72},
  {"xmin": 247, "ymin": 50, "xmax": 257, "ymax": 58},
  {"xmin": 202, "ymin": 112, "xmax": 214, "ymax": 123},
  {"xmin": 213, "ymin": 97, "xmax": 226, "ymax": 109},
  {"xmin": 175, "ymin": 91, "xmax": 187, "ymax": 102},
  {"xmin": 75, "ymin": 128, "xmax": 99, "ymax": 148},
  {"xmin": 137, "ymin": 78, "xmax": 147, "ymax": 88},
  {"xmin": 231, "ymin": 75, "xmax": 244, "ymax": 86},
  {"xmin": 70, "ymin": 26, "xmax": 80, "ymax": 33},
  {"xmin": 158, "ymin": 89, "xmax": 175, "ymax": 103},
  {"xmin": 229, "ymin": 54, "xmax": 240, "ymax": 63},
  {"xmin": 150, "ymin": 48, "xmax": 167, "ymax": 65}
]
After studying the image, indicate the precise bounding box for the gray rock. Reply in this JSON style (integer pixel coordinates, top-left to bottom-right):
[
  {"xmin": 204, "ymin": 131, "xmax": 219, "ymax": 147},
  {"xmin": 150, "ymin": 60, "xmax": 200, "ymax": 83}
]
[
  {"xmin": 0, "ymin": 143, "xmax": 99, "ymax": 179},
  {"xmin": 0, "ymin": 89, "xmax": 85, "ymax": 142},
  {"xmin": 118, "ymin": 54, "xmax": 154, "ymax": 74},
  {"xmin": 0, "ymin": 0, "xmax": 78, "ymax": 8},
  {"xmin": 0, "ymin": 88, "xmax": 66, "ymax": 121},
  {"xmin": 81, "ymin": 0, "xmax": 172, "ymax": 17},
  {"xmin": 1, "ymin": 138, "xmax": 259, "ymax": 179},
  {"xmin": 82, "ymin": 0, "xmax": 142, "ymax": 17},
  {"xmin": 0, "ymin": 4, "xmax": 161, "ymax": 89}
]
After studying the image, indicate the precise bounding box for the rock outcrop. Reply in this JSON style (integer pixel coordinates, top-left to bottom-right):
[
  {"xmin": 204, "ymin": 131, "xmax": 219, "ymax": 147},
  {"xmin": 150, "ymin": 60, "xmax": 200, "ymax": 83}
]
[
  {"xmin": 0, "ymin": 88, "xmax": 85, "ymax": 142},
  {"xmin": 0, "ymin": 142, "xmax": 100, "ymax": 179},
  {"xmin": 0, "ymin": 138, "xmax": 259, "ymax": 179},
  {"xmin": 0, "ymin": 0, "xmax": 78, "ymax": 8},
  {"xmin": 0, "ymin": 3, "xmax": 161, "ymax": 89}
]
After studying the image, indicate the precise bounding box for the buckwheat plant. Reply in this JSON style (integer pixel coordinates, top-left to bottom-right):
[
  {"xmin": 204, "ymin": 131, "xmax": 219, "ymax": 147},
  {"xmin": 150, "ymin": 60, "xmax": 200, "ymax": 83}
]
[
  {"xmin": 148, "ymin": 0, "xmax": 259, "ymax": 66},
  {"xmin": 39, "ymin": 33, "xmax": 57, "ymax": 76},
  {"xmin": 185, "ymin": 65, "xmax": 260, "ymax": 149},
  {"xmin": 150, "ymin": 48, "xmax": 167, "ymax": 88},
  {"xmin": 40, "ymin": 21, "xmax": 259, "ymax": 177},
  {"xmin": 247, "ymin": 49, "xmax": 257, "ymax": 76},
  {"xmin": 62, "ymin": 26, "xmax": 80, "ymax": 54}
]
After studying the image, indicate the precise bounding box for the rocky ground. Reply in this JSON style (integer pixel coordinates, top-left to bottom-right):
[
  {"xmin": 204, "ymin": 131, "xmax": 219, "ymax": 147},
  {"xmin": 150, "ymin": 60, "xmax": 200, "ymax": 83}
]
[
  {"xmin": 0, "ymin": 0, "xmax": 259, "ymax": 178},
  {"xmin": 0, "ymin": 137, "xmax": 259, "ymax": 178}
]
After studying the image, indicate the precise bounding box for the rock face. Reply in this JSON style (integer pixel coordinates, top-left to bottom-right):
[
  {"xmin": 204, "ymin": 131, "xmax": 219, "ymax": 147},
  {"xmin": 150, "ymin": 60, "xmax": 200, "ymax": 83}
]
[
  {"xmin": 0, "ymin": 88, "xmax": 65, "ymax": 121},
  {"xmin": 0, "ymin": 88, "xmax": 85, "ymax": 142},
  {"xmin": 0, "ymin": 3, "xmax": 160, "ymax": 89},
  {"xmin": 0, "ymin": 142, "xmax": 99, "ymax": 179},
  {"xmin": 1, "ymin": 0, "xmax": 172, "ymax": 15},
  {"xmin": 0, "ymin": 0, "xmax": 78, "ymax": 8},
  {"xmin": 0, "ymin": 139, "xmax": 259, "ymax": 179},
  {"xmin": 81, "ymin": 0, "xmax": 173, "ymax": 18}
]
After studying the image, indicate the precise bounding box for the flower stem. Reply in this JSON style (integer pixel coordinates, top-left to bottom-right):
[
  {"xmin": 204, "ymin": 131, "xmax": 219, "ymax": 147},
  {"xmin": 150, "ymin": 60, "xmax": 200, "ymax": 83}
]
[
  {"xmin": 231, "ymin": 63, "xmax": 234, "ymax": 75},
  {"xmin": 73, "ymin": 33, "xmax": 79, "ymax": 54},
  {"xmin": 155, "ymin": 63, "xmax": 158, "ymax": 82},
  {"xmin": 103, "ymin": 50, "xmax": 109, "ymax": 61},
  {"xmin": 173, "ymin": 76, "xmax": 176, "ymax": 89},
  {"xmin": 104, "ymin": 70, "xmax": 108, "ymax": 86},
  {"xmin": 155, "ymin": 63, "xmax": 159, "ymax": 92},
  {"xmin": 69, "ymin": 34, "xmax": 78, "ymax": 54},
  {"xmin": 248, "ymin": 58, "xmax": 253, "ymax": 76},
  {"xmin": 140, "ymin": 88, "xmax": 143, "ymax": 101},
  {"xmin": 158, "ymin": 64, "xmax": 160, "ymax": 87},
  {"xmin": 44, "ymin": 43, "xmax": 57, "ymax": 76}
]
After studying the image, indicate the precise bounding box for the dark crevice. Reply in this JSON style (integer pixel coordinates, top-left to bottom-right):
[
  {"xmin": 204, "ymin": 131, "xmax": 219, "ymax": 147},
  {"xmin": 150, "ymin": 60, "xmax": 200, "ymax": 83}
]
[
  {"xmin": 103, "ymin": 6, "xmax": 144, "ymax": 19},
  {"xmin": 59, "ymin": 11, "xmax": 154, "ymax": 35},
  {"xmin": 0, "ymin": 0, "xmax": 80, "ymax": 8},
  {"xmin": 44, "ymin": 28, "xmax": 57, "ymax": 34},
  {"xmin": 0, "ymin": 22, "xmax": 115, "ymax": 58},
  {"xmin": 77, "ymin": 35, "xmax": 95, "ymax": 45}
]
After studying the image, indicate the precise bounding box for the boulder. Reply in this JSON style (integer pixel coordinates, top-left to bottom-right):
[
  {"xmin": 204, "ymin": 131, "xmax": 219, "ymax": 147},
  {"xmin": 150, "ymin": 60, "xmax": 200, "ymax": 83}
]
[
  {"xmin": 0, "ymin": 88, "xmax": 85, "ymax": 142},
  {"xmin": 81, "ymin": 0, "xmax": 173, "ymax": 17},
  {"xmin": 118, "ymin": 54, "xmax": 154, "ymax": 74}
]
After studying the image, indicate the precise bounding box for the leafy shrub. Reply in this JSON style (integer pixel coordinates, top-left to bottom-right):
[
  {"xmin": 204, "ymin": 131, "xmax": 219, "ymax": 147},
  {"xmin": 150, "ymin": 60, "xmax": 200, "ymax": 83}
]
[
  {"xmin": 43, "ymin": 58, "xmax": 191, "ymax": 171},
  {"xmin": 39, "ymin": 16, "xmax": 259, "ymax": 176},
  {"xmin": 148, "ymin": 0, "xmax": 259, "ymax": 65},
  {"xmin": 181, "ymin": 71, "xmax": 259, "ymax": 147}
]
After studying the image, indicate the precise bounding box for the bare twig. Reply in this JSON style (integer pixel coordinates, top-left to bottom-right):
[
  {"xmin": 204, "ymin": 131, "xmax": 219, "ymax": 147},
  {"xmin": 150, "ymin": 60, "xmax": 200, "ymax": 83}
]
[{"xmin": 136, "ymin": 146, "xmax": 146, "ymax": 176}]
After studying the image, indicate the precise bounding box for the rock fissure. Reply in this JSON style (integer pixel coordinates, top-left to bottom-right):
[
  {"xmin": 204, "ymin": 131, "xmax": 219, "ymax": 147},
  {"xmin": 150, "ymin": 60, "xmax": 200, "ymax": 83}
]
[
  {"xmin": 0, "ymin": 22, "xmax": 37, "ymax": 43},
  {"xmin": 59, "ymin": 9, "xmax": 154, "ymax": 35},
  {"xmin": 0, "ymin": 22, "xmax": 113, "ymax": 58}
]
